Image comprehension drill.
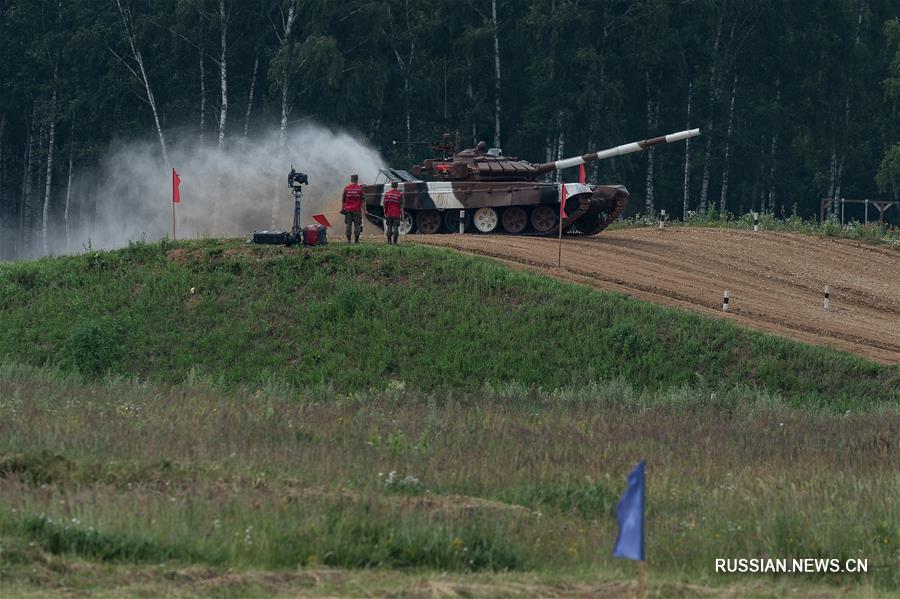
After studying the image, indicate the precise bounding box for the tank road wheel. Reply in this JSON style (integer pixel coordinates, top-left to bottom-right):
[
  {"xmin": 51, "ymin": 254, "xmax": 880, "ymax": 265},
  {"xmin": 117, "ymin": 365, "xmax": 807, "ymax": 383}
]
[
  {"xmin": 399, "ymin": 210, "xmax": 416, "ymax": 235},
  {"xmin": 472, "ymin": 207, "xmax": 499, "ymax": 233},
  {"xmin": 501, "ymin": 207, "xmax": 528, "ymax": 234},
  {"xmin": 416, "ymin": 210, "xmax": 442, "ymax": 234},
  {"xmin": 530, "ymin": 205, "xmax": 558, "ymax": 233},
  {"xmin": 444, "ymin": 209, "xmax": 472, "ymax": 233}
]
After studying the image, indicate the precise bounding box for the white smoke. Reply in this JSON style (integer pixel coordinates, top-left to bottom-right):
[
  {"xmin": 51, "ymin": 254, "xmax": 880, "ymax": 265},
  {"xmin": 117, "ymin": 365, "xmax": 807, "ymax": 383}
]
[{"xmin": 67, "ymin": 123, "xmax": 384, "ymax": 252}]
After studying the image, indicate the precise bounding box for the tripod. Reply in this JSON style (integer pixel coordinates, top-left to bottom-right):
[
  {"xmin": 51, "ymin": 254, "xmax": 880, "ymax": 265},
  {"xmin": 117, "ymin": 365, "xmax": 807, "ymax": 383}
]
[{"xmin": 291, "ymin": 186, "xmax": 303, "ymax": 238}]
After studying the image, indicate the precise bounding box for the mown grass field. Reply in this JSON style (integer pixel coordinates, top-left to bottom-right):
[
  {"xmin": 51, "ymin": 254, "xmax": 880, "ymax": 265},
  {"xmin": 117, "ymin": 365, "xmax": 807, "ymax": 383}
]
[{"xmin": 0, "ymin": 240, "xmax": 897, "ymax": 597}]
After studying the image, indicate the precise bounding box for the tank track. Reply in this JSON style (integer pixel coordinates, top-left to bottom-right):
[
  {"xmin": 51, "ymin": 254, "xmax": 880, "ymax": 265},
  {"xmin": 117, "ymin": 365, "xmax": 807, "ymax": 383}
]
[
  {"xmin": 530, "ymin": 186, "xmax": 627, "ymax": 237},
  {"xmin": 565, "ymin": 187, "xmax": 628, "ymax": 236}
]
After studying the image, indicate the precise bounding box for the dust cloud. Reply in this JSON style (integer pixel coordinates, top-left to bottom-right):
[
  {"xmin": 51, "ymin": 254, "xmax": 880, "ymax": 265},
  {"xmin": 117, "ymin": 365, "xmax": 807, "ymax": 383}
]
[{"xmin": 70, "ymin": 123, "xmax": 384, "ymax": 252}]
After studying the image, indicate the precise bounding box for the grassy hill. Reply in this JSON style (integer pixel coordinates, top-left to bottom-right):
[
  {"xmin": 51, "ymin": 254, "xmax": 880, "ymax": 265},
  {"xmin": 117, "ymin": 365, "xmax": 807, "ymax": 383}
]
[{"xmin": 0, "ymin": 238, "xmax": 895, "ymax": 411}]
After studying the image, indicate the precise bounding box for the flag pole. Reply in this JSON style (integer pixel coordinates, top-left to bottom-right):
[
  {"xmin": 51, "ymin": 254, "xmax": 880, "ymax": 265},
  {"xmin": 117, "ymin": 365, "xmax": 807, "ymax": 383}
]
[
  {"xmin": 638, "ymin": 560, "xmax": 646, "ymax": 599},
  {"xmin": 557, "ymin": 209, "xmax": 563, "ymax": 267},
  {"xmin": 171, "ymin": 168, "xmax": 179, "ymax": 241}
]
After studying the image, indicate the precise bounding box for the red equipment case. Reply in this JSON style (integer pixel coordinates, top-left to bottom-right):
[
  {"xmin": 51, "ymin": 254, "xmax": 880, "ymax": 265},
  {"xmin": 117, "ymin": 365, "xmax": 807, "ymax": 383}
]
[{"xmin": 303, "ymin": 224, "xmax": 327, "ymax": 246}]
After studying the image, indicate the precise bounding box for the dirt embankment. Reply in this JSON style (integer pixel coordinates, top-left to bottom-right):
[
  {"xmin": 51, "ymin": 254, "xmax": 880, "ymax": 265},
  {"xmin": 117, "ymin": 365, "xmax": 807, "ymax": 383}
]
[{"xmin": 413, "ymin": 228, "xmax": 900, "ymax": 364}]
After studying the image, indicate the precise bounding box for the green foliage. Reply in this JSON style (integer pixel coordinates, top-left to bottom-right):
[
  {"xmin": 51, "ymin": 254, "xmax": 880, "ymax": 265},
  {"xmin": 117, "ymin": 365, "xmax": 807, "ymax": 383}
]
[
  {"xmin": 876, "ymin": 143, "xmax": 900, "ymax": 195},
  {"xmin": 59, "ymin": 318, "xmax": 124, "ymax": 377},
  {"xmin": 0, "ymin": 451, "xmax": 70, "ymax": 485},
  {"xmin": 502, "ymin": 481, "xmax": 616, "ymax": 518},
  {"xmin": 274, "ymin": 510, "xmax": 523, "ymax": 571},
  {"xmin": 20, "ymin": 516, "xmax": 208, "ymax": 564}
]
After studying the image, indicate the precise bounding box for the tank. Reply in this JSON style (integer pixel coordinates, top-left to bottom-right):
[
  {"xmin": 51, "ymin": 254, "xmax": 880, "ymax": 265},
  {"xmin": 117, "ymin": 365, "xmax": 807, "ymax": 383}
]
[{"xmin": 363, "ymin": 129, "xmax": 700, "ymax": 236}]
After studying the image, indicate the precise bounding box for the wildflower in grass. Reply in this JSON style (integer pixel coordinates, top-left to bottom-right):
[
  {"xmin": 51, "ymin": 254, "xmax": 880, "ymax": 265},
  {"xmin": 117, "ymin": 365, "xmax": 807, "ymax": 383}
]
[{"xmin": 380, "ymin": 470, "xmax": 423, "ymax": 493}]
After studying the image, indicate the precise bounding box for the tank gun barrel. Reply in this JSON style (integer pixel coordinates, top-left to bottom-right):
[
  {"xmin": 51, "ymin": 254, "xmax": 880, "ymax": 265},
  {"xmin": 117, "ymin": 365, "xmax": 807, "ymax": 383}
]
[{"xmin": 535, "ymin": 128, "xmax": 700, "ymax": 175}]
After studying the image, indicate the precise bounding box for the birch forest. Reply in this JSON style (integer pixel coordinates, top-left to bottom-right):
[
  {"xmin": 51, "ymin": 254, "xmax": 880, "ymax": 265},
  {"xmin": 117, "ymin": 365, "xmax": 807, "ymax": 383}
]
[{"xmin": 1, "ymin": 0, "xmax": 899, "ymax": 259}]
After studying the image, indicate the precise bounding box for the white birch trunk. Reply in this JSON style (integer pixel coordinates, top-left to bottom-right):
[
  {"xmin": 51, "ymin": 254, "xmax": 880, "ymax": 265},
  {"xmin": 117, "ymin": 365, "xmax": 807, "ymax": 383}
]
[
  {"xmin": 405, "ymin": 74, "xmax": 411, "ymax": 147},
  {"xmin": 19, "ymin": 108, "xmax": 35, "ymax": 244},
  {"xmin": 682, "ymin": 82, "xmax": 693, "ymax": 218},
  {"xmin": 832, "ymin": 2, "xmax": 864, "ymax": 215},
  {"xmin": 758, "ymin": 142, "xmax": 767, "ymax": 213},
  {"xmin": 200, "ymin": 50, "xmax": 206, "ymax": 146},
  {"xmin": 589, "ymin": 3, "xmax": 610, "ymax": 185},
  {"xmin": 698, "ymin": 142, "xmax": 712, "ymax": 213},
  {"xmin": 644, "ymin": 71, "xmax": 659, "ymax": 214},
  {"xmin": 64, "ymin": 113, "xmax": 75, "ymax": 250},
  {"xmin": 217, "ymin": 0, "xmax": 227, "ymax": 150},
  {"xmin": 115, "ymin": 0, "xmax": 169, "ymax": 167},
  {"xmin": 0, "ymin": 112, "xmax": 5, "ymax": 254},
  {"xmin": 273, "ymin": 4, "xmax": 297, "ymax": 227},
  {"xmin": 765, "ymin": 84, "xmax": 781, "ymax": 213},
  {"xmin": 244, "ymin": 54, "xmax": 258, "ymax": 137},
  {"xmin": 467, "ymin": 77, "xmax": 476, "ymax": 145},
  {"xmin": 135, "ymin": 52, "xmax": 168, "ymax": 167},
  {"xmin": 719, "ymin": 75, "xmax": 737, "ymax": 213},
  {"xmin": 279, "ymin": 5, "xmax": 297, "ymax": 148},
  {"xmin": 42, "ymin": 86, "xmax": 58, "ymax": 254},
  {"xmin": 698, "ymin": 8, "xmax": 727, "ymax": 215},
  {"xmin": 835, "ymin": 154, "xmax": 844, "ymax": 207},
  {"xmin": 555, "ymin": 112, "xmax": 564, "ymax": 184},
  {"xmin": 827, "ymin": 147, "xmax": 837, "ymax": 217},
  {"xmin": 766, "ymin": 131, "xmax": 778, "ymax": 213},
  {"xmin": 491, "ymin": 0, "xmax": 501, "ymax": 149}
]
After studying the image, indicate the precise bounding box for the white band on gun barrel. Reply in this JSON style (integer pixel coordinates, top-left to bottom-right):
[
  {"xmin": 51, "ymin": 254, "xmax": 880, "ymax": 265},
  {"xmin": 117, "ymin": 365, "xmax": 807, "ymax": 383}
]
[
  {"xmin": 665, "ymin": 129, "xmax": 700, "ymax": 144},
  {"xmin": 554, "ymin": 155, "xmax": 588, "ymax": 169}
]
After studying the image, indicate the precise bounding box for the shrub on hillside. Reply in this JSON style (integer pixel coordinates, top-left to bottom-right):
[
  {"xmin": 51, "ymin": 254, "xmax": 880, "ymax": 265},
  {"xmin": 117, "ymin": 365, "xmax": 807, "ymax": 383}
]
[{"xmin": 59, "ymin": 319, "xmax": 124, "ymax": 377}]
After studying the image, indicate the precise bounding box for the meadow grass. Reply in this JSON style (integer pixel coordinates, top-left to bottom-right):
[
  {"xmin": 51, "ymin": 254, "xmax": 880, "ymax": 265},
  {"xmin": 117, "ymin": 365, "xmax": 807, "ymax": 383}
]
[
  {"xmin": 0, "ymin": 239, "xmax": 895, "ymax": 411},
  {"xmin": 0, "ymin": 240, "xmax": 896, "ymax": 596},
  {"xmin": 0, "ymin": 367, "xmax": 896, "ymax": 592}
]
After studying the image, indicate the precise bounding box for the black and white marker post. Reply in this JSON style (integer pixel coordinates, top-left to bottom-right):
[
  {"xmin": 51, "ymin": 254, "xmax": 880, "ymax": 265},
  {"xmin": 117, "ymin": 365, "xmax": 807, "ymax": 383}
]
[
  {"xmin": 459, "ymin": 209, "xmax": 465, "ymax": 234},
  {"xmin": 753, "ymin": 212, "xmax": 760, "ymax": 232},
  {"xmin": 723, "ymin": 290, "xmax": 730, "ymax": 312},
  {"xmin": 824, "ymin": 286, "xmax": 830, "ymax": 310},
  {"xmin": 659, "ymin": 209, "xmax": 666, "ymax": 230}
]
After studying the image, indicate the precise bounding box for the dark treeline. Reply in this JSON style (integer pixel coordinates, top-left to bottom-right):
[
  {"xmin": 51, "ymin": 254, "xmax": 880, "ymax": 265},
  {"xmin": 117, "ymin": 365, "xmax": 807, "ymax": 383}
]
[{"xmin": 1, "ymin": 0, "xmax": 899, "ymax": 259}]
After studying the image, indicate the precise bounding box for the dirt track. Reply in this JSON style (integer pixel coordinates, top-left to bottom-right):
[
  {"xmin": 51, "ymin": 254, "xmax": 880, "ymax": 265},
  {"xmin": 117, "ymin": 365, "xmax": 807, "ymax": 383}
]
[{"xmin": 412, "ymin": 228, "xmax": 900, "ymax": 365}]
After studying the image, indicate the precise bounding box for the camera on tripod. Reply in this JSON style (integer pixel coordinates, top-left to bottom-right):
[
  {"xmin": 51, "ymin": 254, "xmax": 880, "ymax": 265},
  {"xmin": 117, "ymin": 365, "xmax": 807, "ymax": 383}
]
[{"xmin": 288, "ymin": 167, "xmax": 309, "ymax": 190}]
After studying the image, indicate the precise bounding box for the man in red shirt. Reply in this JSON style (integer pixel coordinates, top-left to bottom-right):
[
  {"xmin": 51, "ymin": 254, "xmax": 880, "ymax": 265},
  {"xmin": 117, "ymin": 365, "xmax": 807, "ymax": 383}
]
[
  {"xmin": 341, "ymin": 174, "xmax": 364, "ymax": 243},
  {"xmin": 382, "ymin": 181, "xmax": 404, "ymax": 245}
]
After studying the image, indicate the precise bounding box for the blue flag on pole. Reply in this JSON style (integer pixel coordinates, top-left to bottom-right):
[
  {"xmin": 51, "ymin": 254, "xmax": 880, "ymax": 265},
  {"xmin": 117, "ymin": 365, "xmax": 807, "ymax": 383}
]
[{"xmin": 612, "ymin": 460, "xmax": 645, "ymax": 561}]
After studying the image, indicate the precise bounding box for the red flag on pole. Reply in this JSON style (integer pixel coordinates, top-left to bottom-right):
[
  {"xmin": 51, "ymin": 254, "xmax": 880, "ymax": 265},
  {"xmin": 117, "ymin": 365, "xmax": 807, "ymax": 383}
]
[
  {"xmin": 579, "ymin": 163, "xmax": 586, "ymax": 184},
  {"xmin": 312, "ymin": 214, "xmax": 332, "ymax": 228},
  {"xmin": 559, "ymin": 183, "xmax": 568, "ymax": 220},
  {"xmin": 172, "ymin": 169, "xmax": 181, "ymax": 204}
]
